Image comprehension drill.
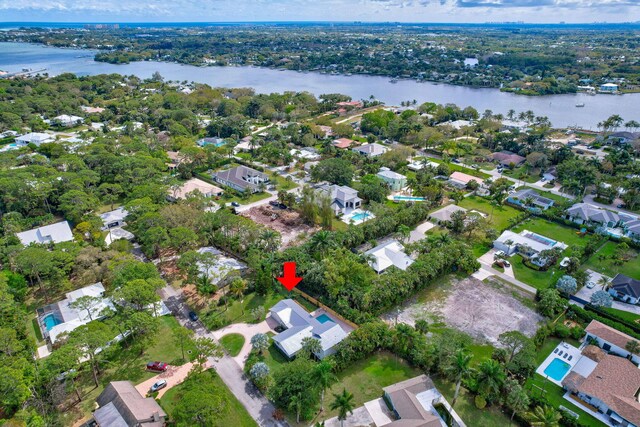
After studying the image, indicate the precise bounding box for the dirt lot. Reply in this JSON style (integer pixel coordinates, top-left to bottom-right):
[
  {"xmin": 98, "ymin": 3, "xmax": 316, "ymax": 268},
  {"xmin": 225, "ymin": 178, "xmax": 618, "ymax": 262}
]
[
  {"xmin": 242, "ymin": 205, "xmax": 318, "ymax": 248},
  {"xmin": 383, "ymin": 277, "xmax": 542, "ymax": 347}
]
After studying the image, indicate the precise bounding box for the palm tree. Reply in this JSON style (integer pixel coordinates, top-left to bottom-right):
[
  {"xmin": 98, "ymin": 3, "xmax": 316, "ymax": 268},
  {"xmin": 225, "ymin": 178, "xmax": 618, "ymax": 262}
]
[
  {"xmin": 444, "ymin": 349, "xmax": 473, "ymax": 407},
  {"xmin": 310, "ymin": 230, "xmax": 337, "ymax": 257},
  {"xmin": 625, "ymin": 340, "xmax": 640, "ymax": 356},
  {"xmin": 476, "ymin": 359, "xmax": 505, "ymax": 401},
  {"xmin": 313, "ymin": 360, "xmax": 338, "ymax": 412},
  {"xmin": 598, "ymin": 276, "xmax": 610, "ymax": 290},
  {"xmin": 229, "ymin": 278, "xmax": 248, "ymax": 314},
  {"xmin": 330, "ymin": 389, "xmax": 355, "ymax": 427},
  {"xmin": 525, "ymin": 405, "xmax": 561, "ymax": 427},
  {"xmin": 397, "ymin": 224, "xmax": 411, "ymax": 244},
  {"xmin": 260, "ymin": 229, "xmax": 280, "ymax": 253},
  {"xmin": 288, "ymin": 392, "xmax": 304, "ymax": 423}
]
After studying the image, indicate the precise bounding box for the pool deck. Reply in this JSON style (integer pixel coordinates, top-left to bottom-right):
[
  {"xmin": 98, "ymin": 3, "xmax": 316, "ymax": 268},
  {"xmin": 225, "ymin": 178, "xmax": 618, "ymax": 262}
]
[
  {"xmin": 535, "ymin": 341, "xmax": 582, "ymax": 386},
  {"xmin": 340, "ymin": 209, "xmax": 376, "ymax": 225}
]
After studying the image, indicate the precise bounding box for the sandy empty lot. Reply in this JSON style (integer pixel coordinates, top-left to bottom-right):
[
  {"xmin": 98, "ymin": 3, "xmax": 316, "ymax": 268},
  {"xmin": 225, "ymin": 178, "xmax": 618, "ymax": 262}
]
[
  {"xmin": 383, "ymin": 277, "xmax": 542, "ymax": 346},
  {"xmin": 242, "ymin": 205, "xmax": 317, "ymax": 248}
]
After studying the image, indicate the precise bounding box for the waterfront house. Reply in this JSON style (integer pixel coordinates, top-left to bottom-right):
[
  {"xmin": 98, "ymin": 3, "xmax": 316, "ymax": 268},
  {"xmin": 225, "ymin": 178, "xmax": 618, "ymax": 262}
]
[
  {"xmin": 352, "ymin": 143, "xmax": 388, "ymax": 158},
  {"xmin": 608, "ymin": 274, "xmax": 640, "ymax": 305},
  {"xmin": 364, "ymin": 240, "xmax": 414, "ymax": 274},
  {"xmin": 270, "ymin": 299, "xmax": 349, "ymax": 359},
  {"xmin": 15, "ymin": 132, "xmax": 54, "ymax": 146},
  {"xmin": 37, "ymin": 283, "xmax": 114, "ymax": 344},
  {"xmin": 600, "ymin": 83, "xmax": 619, "ymax": 93},
  {"xmin": 212, "ymin": 165, "xmax": 269, "ymax": 193},
  {"xmin": 376, "ymin": 167, "xmax": 407, "ymax": 191},
  {"xmin": 94, "ymin": 381, "xmax": 166, "ymax": 427},
  {"xmin": 17, "ymin": 221, "xmax": 74, "ymax": 246},
  {"xmin": 314, "ymin": 183, "xmax": 362, "ymax": 215},
  {"xmin": 507, "ymin": 188, "xmax": 555, "ymax": 211}
]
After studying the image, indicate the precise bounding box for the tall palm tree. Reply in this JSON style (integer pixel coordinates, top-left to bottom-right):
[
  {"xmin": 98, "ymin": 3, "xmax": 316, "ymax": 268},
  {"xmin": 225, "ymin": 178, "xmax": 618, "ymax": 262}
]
[
  {"xmin": 288, "ymin": 392, "xmax": 303, "ymax": 424},
  {"xmin": 313, "ymin": 360, "xmax": 338, "ymax": 412},
  {"xmin": 397, "ymin": 224, "xmax": 411, "ymax": 244},
  {"xmin": 330, "ymin": 389, "xmax": 355, "ymax": 427},
  {"xmin": 229, "ymin": 278, "xmax": 248, "ymax": 314},
  {"xmin": 476, "ymin": 359, "xmax": 505, "ymax": 401},
  {"xmin": 444, "ymin": 349, "xmax": 474, "ymax": 407},
  {"xmin": 310, "ymin": 230, "xmax": 336, "ymax": 257},
  {"xmin": 598, "ymin": 276, "xmax": 610, "ymax": 290},
  {"xmin": 625, "ymin": 339, "xmax": 640, "ymax": 356},
  {"xmin": 525, "ymin": 405, "xmax": 561, "ymax": 427}
]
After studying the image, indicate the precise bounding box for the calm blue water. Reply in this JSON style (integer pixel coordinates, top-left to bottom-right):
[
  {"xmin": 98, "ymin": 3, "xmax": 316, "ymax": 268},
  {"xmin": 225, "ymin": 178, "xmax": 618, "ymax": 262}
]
[
  {"xmin": 316, "ymin": 314, "xmax": 333, "ymax": 324},
  {"xmin": 544, "ymin": 358, "xmax": 571, "ymax": 381},
  {"xmin": 351, "ymin": 212, "xmax": 372, "ymax": 221},
  {"xmin": 42, "ymin": 314, "xmax": 62, "ymax": 331},
  {"xmin": 1, "ymin": 42, "xmax": 639, "ymax": 129},
  {"xmin": 394, "ymin": 196, "xmax": 427, "ymax": 201}
]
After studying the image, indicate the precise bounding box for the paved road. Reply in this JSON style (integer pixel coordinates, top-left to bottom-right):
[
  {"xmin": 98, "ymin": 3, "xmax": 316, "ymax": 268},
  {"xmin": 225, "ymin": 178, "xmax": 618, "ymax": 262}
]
[
  {"xmin": 477, "ymin": 260, "xmax": 537, "ymax": 295},
  {"xmin": 160, "ymin": 285, "xmax": 286, "ymax": 427},
  {"xmin": 583, "ymin": 194, "xmax": 637, "ymax": 216}
]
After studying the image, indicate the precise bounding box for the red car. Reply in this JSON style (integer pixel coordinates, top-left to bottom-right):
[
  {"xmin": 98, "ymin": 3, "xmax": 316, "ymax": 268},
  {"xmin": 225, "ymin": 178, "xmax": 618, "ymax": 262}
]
[{"xmin": 146, "ymin": 361, "xmax": 168, "ymax": 372}]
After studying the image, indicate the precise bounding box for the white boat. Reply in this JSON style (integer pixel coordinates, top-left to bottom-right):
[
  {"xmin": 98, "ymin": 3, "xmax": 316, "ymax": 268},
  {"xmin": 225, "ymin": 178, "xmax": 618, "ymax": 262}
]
[{"xmin": 575, "ymin": 103, "xmax": 585, "ymax": 107}]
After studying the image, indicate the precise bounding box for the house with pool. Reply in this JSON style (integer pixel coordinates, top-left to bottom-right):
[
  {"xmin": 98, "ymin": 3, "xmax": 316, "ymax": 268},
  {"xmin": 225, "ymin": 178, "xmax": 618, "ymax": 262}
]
[
  {"xmin": 536, "ymin": 321, "xmax": 640, "ymax": 427},
  {"xmin": 37, "ymin": 282, "xmax": 114, "ymax": 345},
  {"xmin": 269, "ymin": 299, "xmax": 351, "ymax": 359},
  {"xmin": 493, "ymin": 229, "xmax": 567, "ymax": 266}
]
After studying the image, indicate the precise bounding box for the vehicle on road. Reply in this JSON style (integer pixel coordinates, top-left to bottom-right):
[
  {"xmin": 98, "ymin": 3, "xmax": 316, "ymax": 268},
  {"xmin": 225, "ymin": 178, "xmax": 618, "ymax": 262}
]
[
  {"xmin": 231, "ymin": 201, "xmax": 240, "ymax": 207},
  {"xmin": 188, "ymin": 311, "xmax": 199, "ymax": 321},
  {"xmin": 150, "ymin": 379, "xmax": 167, "ymax": 392},
  {"xmin": 586, "ymin": 281, "xmax": 596, "ymax": 289},
  {"xmin": 146, "ymin": 361, "xmax": 168, "ymax": 372}
]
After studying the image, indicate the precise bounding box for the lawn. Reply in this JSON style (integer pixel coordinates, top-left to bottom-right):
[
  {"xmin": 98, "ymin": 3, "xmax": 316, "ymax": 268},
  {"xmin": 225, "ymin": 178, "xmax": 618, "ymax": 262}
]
[
  {"xmin": 323, "ymin": 351, "xmax": 422, "ymax": 419},
  {"xmin": 511, "ymin": 218, "xmax": 589, "ymax": 254},
  {"xmin": 526, "ymin": 374, "xmax": 605, "ymax": 427},
  {"xmin": 603, "ymin": 307, "xmax": 640, "ymax": 324},
  {"xmin": 518, "ymin": 186, "xmax": 570, "ymax": 204},
  {"xmin": 213, "ymin": 291, "xmax": 287, "ymax": 325},
  {"xmin": 458, "ymin": 196, "xmax": 521, "ymax": 231},
  {"xmin": 220, "ymin": 333, "xmax": 245, "ymax": 357},
  {"xmin": 425, "ymin": 157, "xmax": 491, "ymax": 179},
  {"xmin": 502, "ymin": 166, "xmax": 539, "ymax": 183},
  {"xmin": 584, "ymin": 241, "xmax": 640, "ymax": 278},
  {"xmin": 27, "ymin": 314, "xmax": 44, "ymax": 346},
  {"xmin": 219, "ymin": 190, "xmax": 272, "ymax": 206},
  {"xmin": 510, "ymin": 255, "xmax": 559, "ymax": 290},
  {"xmin": 271, "ymin": 174, "xmax": 298, "ymax": 191},
  {"xmin": 160, "ymin": 369, "xmax": 257, "ymax": 427}
]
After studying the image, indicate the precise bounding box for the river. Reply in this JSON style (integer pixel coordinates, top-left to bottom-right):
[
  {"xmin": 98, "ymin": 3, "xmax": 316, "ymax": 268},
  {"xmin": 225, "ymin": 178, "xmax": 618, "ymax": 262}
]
[{"xmin": 1, "ymin": 42, "xmax": 638, "ymax": 129}]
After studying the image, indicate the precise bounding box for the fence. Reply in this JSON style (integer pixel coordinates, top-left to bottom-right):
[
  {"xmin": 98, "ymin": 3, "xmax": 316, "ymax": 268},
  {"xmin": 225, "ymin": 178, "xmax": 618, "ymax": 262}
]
[{"xmin": 291, "ymin": 287, "xmax": 359, "ymax": 330}]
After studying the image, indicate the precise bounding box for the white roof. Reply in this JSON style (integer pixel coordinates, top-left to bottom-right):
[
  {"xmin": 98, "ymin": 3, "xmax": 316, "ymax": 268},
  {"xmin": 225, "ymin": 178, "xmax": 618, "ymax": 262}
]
[
  {"xmin": 170, "ymin": 178, "xmax": 224, "ymax": 200},
  {"xmin": 100, "ymin": 207, "xmax": 128, "ymax": 226},
  {"xmin": 54, "ymin": 114, "xmax": 83, "ymax": 122},
  {"xmin": 365, "ymin": 240, "xmax": 414, "ymax": 273},
  {"xmin": 104, "ymin": 227, "xmax": 135, "ymax": 246},
  {"xmin": 17, "ymin": 221, "xmax": 74, "ymax": 245},
  {"xmin": 377, "ymin": 167, "xmax": 407, "ymax": 181},
  {"xmin": 196, "ymin": 247, "xmax": 246, "ymax": 285},
  {"xmin": 495, "ymin": 230, "xmax": 567, "ymax": 254},
  {"xmin": 16, "ymin": 132, "xmax": 53, "ymax": 144}
]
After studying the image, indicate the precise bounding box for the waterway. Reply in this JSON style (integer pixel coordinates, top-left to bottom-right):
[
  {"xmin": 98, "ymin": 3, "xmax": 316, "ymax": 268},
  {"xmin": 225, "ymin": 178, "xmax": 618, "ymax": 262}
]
[{"xmin": 1, "ymin": 42, "xmax": 638, "ymax": 129}]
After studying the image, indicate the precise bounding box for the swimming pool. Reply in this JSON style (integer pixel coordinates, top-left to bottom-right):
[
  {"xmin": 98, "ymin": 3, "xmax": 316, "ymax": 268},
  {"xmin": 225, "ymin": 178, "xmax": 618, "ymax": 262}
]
[
  {"xmin": 524, "ymin": 231, "xmax": 557, "ymax": 247},
  {"xmin": 393, "ymin": 196, "xmax": 426, "ymax": 202},
  {"xmin": 351, "ymin": 212, "xmax": 372, "ymax": 221},
  {"xmin": 315, "ymin": 314, "xmax": 334, "ymax": 324},
  {"xmin": 42, "ymin": 313, "xmax": 62, "ymax": 331},
  {"xmin": 543, "ymin": 358, "xmax": 571, "ymax": 381}
]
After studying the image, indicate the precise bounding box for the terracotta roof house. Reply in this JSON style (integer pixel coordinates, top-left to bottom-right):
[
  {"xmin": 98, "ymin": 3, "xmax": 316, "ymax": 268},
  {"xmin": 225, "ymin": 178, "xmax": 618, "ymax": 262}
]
[
  {"xmin": 383, "ymin": 375, "xmax": 459, "ymax": 427},
  {"xmin": 608, "ymin": 274, "xmax": 640, "ymax": 305},
  {"xmin": 94, "ymin": 381, "xmax": 166, "ymax": 427},
  {"xmin": 332, "ymin": 138, "xmax": 356, "ymax": 149},
  {"xmin": 212, "ymin": 166, "xmax": 269, "ymax": 193},
  {"xmin": 492, "ymin": 151, "xmax": 526, "ymax": 167},
  {"xmin": 562, "ymin": 354, "xmax": 640, "ymax": 427},
  {"xmin": 584, "ymin": 320, "xmax": 640, "ymax": 365},
  {"xmin": 447, "ymin": 171, "xmax": 484, "ymax": 189}
]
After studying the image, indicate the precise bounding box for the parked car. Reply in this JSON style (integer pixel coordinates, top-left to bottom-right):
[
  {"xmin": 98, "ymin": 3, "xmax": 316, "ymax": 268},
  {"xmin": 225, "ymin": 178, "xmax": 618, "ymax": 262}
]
[
  {"xmin": 150, "ymin": 379, "xmax": 167, "ymax": 392},
  {"xmin": 188, "ymin": 311, "xmax": 199, "ymax": 321},
  {"xmin": 451, "ymin": 158, "xmax": 461, "ymax": 164},
  {"xmin": 494, "ymin": 259, "xmax": 511, "ymax": 268},
  {"xmin": 586, "ymin": 281, "xmax": 596, "ymax": 289},
  {"xmin": 231, "ymin": 201, "xmax": 240, "ymax": 207},
  {"xmin": 146, "ymin": 361, "xmax": 168, "ymax": 372},
  {"xmin": 269, "ymin": 200, "xmax": 279, "ymax": 207},
  {"xmin": 617, "ymin": 203, "xmax": 627, "ymax": 209}
]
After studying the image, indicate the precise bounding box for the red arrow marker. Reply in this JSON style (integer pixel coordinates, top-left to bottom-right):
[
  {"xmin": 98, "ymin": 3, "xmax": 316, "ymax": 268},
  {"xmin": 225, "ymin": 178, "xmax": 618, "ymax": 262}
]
[{"xmin": 277, "ymin": 262, "xmax": 302, "ymax": 291}]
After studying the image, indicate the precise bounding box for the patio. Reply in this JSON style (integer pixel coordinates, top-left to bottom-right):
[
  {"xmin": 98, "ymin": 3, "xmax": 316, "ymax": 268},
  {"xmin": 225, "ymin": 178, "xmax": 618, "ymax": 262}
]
[{"xmin": 535, "ymin": 342, "xmax": 582, "ymax": 386}]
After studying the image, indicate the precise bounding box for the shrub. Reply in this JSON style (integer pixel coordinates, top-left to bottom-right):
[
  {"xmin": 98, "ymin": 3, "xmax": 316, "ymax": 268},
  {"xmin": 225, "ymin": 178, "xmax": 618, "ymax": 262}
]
[
  {"xmin": 474, "ymin": 395, "xmax": 487, "ymax": 409},
  {"xmin": 570, "ymin": 326, "xmax": 584, "ymax": 341},
  {"xmin": 554, "ymin": 324, "xmax": 570, "ymax": 339}
]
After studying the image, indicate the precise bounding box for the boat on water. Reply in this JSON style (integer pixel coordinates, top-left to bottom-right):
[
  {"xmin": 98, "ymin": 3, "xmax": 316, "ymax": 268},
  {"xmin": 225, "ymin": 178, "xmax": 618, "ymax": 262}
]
[
  {"xmin": 575, "ymin": 103, "xmax": 585, "ymax": 107},
  {"xmin": 389, "ymin": 78, "xmax": 398, "ymax": 84}
]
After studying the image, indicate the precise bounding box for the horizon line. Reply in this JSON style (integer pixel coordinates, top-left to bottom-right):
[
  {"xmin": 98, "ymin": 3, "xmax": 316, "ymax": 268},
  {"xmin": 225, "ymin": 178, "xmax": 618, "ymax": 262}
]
[{"xmin": 1, "ymin": 20, "xmax": 640, "ymax": 25}]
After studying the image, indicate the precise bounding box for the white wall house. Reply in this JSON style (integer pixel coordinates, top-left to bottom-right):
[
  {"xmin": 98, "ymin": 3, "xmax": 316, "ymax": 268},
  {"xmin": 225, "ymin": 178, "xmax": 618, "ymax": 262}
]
[{"xmin": 16, "ymin": 221, "xmax": 74, "ymax": 246}]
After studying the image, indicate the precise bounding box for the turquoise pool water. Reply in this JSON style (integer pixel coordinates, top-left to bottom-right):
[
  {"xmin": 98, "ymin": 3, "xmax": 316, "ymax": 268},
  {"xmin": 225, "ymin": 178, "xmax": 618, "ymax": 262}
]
[
  {"xmin": 544, "ymin": 358, "xmax": 571, "ymax": 381},
  {"xmin": 393, "ymin": 196, "xmax": 426, "ymax": 202},
  {"xmin": 316, "ymin": 314, "xmax": 334, "ymax": 324},
  {"xmin": 524, "ymin": 231, "xmax": 557, "ymax": 247},
  {"xmin": 42, "ymin": 314, "xmax": 62, "ymax": 331},
  {"xmin": 351, "ymin": 212, "xmax": 372, "ymax": 221}
]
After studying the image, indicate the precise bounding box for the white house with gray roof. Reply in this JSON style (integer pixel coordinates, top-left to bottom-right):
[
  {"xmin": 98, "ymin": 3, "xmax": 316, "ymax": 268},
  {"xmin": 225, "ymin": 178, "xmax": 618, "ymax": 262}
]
[
  {"xmin": 365, "ymin": 240, "xmax": 414, "ymax": 274},
  {"xmin": 566, "ymin": 203, "xmax": 620, "ymax": 227},
  {"xmin": 352, "ymin": 143, "xmax": 388, "ymax": 158},
  {"xmin": 17, "ymin": 221, "xmax": 74, "ymax": 246},
  {"xmin": 377, "ymin": 167, "xmax": 407, "ymax": 191},
  {"xmin": 15, "ymin": 132, "xmax": 54, "ymax": 146},
  {"xmin": 269, "ymin": 299, "xmax": 349, "ymax": 359},
  {"xmin": 314, "ymin": 183, "xmax": 362, "ymax": 215}
]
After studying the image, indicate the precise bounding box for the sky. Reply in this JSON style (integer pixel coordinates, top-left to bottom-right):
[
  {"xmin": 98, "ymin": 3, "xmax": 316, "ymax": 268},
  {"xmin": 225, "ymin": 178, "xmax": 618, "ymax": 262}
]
[{"xmin": 0, "ymin": 0, "xmax": 639, "ymax": 24}]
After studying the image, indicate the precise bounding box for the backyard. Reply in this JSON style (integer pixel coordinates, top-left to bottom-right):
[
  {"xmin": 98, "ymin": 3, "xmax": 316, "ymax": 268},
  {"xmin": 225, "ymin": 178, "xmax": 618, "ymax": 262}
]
[
  {"xmin": 584, "ymin": 241, "xmax": 640, "ymax": 279},
  {"xmin": 159, "ymin": 369, "xmax": 257, "ymax": 427},
  {"xmin": 458, "ymin": 196, "xmax": 521, "ymax": 231}
]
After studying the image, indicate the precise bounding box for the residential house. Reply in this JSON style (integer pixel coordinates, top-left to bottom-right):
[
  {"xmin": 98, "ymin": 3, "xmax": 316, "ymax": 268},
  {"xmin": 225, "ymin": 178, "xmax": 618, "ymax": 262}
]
[
  {"xmin": 383, "ymin": 375, "xmax": 462, "ymax": 427},
  {"xmin": 492, "ymin": 151, "xmax": 526, "ymax": 167},
  {"xmin": 408, "ymin": 159, "xmax": 439, "ymax": 171},
  {"xmin": 168, "ymin": 178, "xmax": 224, "ymax": 201},
  {"xmin": 543, "ymin": 166, "xmax": 558, "ymax": 182},
  {"xmin": 437, "ymin": 119, "xmax": 473, "ymax": 130},
  {"xmin": 620, "ymin": 214, "xmax": 640, "ymax": 241},
  {"xmin": 52, "ymin": 114, "xmax": 83, "ymax": 127},
  {"xmin": 17, "ymin": 221, "xmax": 74, "ymax": 246},
  {"xmin": 584, "ymin": 320, "xmax": 640, "ymax": 365},
  {"xmin": 290, "ymin": 147, "xmax": 320, "ymax": 160},
  {"xmin": 100, "ymin": 208, "xmax": 128, "ymax": 230},
  {"xmin": 37, "ymin": 283, "xmax": 114, "ymax": 344},
  {"xmin": 318, "ymin": 125, "xmax": 333, "ymax": 137},
  {"xmin": 493, "ymin": 230, "xmax": 567, "ymax": 264},
  {"xmin": 429, "ymin": 205, "xmax": 468, "ymax": 224},
  {"xmin": 566, "ymin": 203, "xmax": 620, "ymax": 228},
  {"xmin": 377, "ymin": 167, "xmax": 407, "ymax": 191},
  {"xmin": 600, "ymin": 83, "xmax": 619, "ymax": 93},
  {"xmin": 608, "ymin": 274, "xmax": 640, "ymax": 305},
  {"xmin": 196, "ymin": 137, "xmax": 225, "ymax": 147},
  {"xmin": 80, "ymin": 106, "xmax": 105, "ymax": 114},
  {"xmin": 196, "ymin": 247, "xmax": 247, "ymax": 288},
  {"xmin": 94, "ymin": 381, "xmax": 167, "ymax": 427},
  {"xmin": 606, "ymin": 132, "xmax": 639, "ymax": 145},
  {"xmin": 269, "ymin": 299, "xmax": 349, "ymax": 359},
  {"xmin": 15, "ymin": 132, "xmax": 54, "ymax": 146},
  {"xmin": 212, "ymin": 166, "xmax": 269, "ymax": 193},
  {"xmin": 314, "ymin": 183, "xmax": 362, "ymax": 215},
  {"xmin": 447, "ymin": 171, "xmax": 484, "ymax": 189},
  {"xmin": 352, "ymin": 143, "xmax": 388, "ymax": 158},
  {"xmin": 507, "ymin": 188, "xmax": 555, "ymax": 211},
  {"xmin": 365, "ymin": 240, "xmax": 414, "ymax": 274},
  {"xmin": 234, "ymin": 136, "xmax": 258, "ymax": 153},
  {"xmin": 166, "ymin": 151, "xmax": 185, "ymax": 172},
  {"xmin": 332, "ymin": 138, "xmax": 355, "ymax": 149},
  {"xmin": 336, "ymin": 101, "xmax": 363, "ymax": 109}
]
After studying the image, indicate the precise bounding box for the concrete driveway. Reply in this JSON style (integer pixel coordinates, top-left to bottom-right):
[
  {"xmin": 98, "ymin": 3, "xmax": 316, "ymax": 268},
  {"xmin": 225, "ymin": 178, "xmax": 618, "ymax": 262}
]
[
  {"xmin": 135, "ymin": 362, "xmax": 199, "ymax": 399},
  {"xmin": 409, "ymin": 220, "xmax": 436, "ymax": 243},
  {"xmin": 212, "ymin": 318, "xmax": 278, "ymax": 368},
  {"xmin": 574, "ymin": 269, "xmax": 608, "ymax": 302}
]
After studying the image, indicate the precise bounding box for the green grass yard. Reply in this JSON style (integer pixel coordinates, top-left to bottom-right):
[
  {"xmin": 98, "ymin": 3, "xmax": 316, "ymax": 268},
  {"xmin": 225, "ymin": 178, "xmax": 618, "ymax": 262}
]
[
  {"xmin": 458, "ymin": 196, "xmax": 521, "ymax": 231},
  {"xmin": 511, "ymin": 218, "xmax": 589, "ymax": 254},
  {"xmin": 160, "ymin": 369, "xmax": 257, "ymax": 427},
  {"xmin": 603, "ymin": 307, "xmax": 640, "ymax": 324},
  {"xmin": 219, "ymin": 333, "xmax": 245, "ymax": 357},
  {"xmin": 584, "ymin": 241, "xmax": 640, "ymax": 279}
]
